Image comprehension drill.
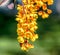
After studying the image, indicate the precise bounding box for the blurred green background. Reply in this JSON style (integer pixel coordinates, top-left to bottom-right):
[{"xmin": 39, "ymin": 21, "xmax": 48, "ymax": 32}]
[{"xmin": 0, "ymin": 0, "xmax": 60, "ymax": 55}]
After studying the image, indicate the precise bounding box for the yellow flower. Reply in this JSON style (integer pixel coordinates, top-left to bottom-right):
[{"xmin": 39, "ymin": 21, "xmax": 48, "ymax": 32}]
[
  {"xmin": 42, "ymin": 4, "xmax": 47, "ymax": 10},
  {"xmin": 16, "ymin": 0, "xmax": 53, "ymax": 51},
  {"xmin": 48, "ymin": 0, "xmax": 53, "ymax": 5},
  {"xmin": 47, "ymin": 9, "xmax": 52, "ymax": 14},
  {"xmin": 42, "ymin": 12, "xmax": 49, "ymax": 19},
  {"xmin": 38, "ymin": 11, "xmax": 43, "ymax": 16},
  {"xmin": 34, "ymin": 34, "xmax": 38, "ymax": 39},
  {"xmin": 21, "ymin": 46, "xmax": 27, "ymax": 51},
  {"xmin": 17, "ymin": 37, "xmax": 24, "ymax": 43}
]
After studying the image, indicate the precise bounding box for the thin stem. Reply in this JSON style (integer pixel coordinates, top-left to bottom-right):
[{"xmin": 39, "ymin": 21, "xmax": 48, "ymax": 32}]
[
  {"xmin": 21, "ymin": 0, "xmax": 25, "ymax": 14},
  {"xmin": 21, "ymin": 0, "xmax": 28, "ymax": 14}
]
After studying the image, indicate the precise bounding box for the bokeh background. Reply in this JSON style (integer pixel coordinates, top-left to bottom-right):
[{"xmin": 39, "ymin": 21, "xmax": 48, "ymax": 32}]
[{"xmin": 0, "ymin": 0, "xmax": 60, "ymax": 55}]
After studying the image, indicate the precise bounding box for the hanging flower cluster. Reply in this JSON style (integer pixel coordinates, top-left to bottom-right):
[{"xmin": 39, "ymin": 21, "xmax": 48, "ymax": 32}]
[{"xmin": 16, "ymin": 0, "xmax": 53, "ymax": 51}]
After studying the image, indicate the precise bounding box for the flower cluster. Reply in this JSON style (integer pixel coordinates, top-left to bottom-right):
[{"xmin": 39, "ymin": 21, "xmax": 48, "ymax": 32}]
[{"xmin": 16, "ymin": 0, "xmax": 53, "ymax": 51}]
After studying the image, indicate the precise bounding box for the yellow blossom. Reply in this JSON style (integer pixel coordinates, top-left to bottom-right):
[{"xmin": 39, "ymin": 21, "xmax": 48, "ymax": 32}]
[
  {"xmin": 16, "ymin": 0, "xmax": 53, "ymax": 51},
  {"xmin": 38, "ymin": 11, "xmax": 43, "ymax": 16},
  {"xmin": 47, "ymin": 9, "xmax": 52, "ymax": 14},
  {"xmin": 42, "ymin": 12, "xmax": 49, "ymax": 19},
  {"xmin": 17, "ymin": 37, "xmax": 24, "ymax": 43},
  {"xmin": 42, "ymin": 4, "xmax": 47, "ymax": 10}
]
